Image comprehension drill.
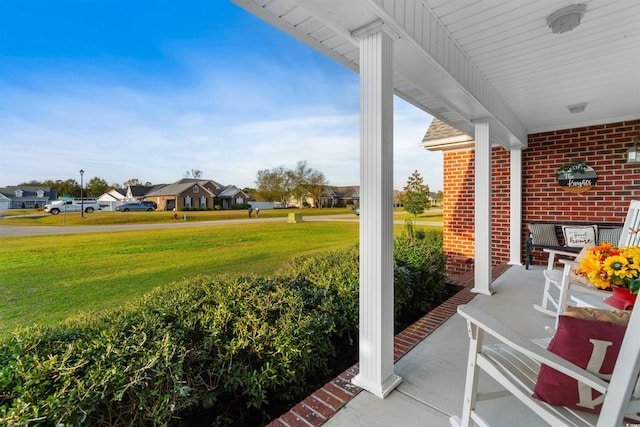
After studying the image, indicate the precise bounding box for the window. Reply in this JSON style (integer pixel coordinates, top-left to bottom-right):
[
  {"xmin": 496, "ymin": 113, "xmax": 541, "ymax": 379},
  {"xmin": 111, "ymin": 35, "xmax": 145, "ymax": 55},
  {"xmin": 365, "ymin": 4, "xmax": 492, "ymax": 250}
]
[
  {"xmin": 193, "ymin": 185, "xmax": 199, "ymax": 193},
  {"xmin": 185, "ymin": 196, "xmax": 192, "ymax": 207},
  {"xmin": 200, "ymin": 196, "xmax": 207, "ymax": 208},
  {"xmin": 36, "ymin": 190, "xmax": 45, "ymax": 197},
  {"xmin": 15, "ymin": 189, "xmax": 23, "ymax": 197}
]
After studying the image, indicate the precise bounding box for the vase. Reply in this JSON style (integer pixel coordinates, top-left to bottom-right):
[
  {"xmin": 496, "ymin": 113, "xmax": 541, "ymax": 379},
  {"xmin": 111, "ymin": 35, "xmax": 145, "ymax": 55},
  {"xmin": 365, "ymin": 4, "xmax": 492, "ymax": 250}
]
[{"xmin": 604, "ymin": 285, "xmax": 637, "ymax": 310}]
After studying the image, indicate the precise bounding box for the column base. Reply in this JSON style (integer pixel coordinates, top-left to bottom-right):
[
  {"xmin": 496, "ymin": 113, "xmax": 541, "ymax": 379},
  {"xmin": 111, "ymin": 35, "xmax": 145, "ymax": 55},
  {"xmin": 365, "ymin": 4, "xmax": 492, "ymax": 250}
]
[
  {"xmin": 471, "ymin": 287, "xmax": 495, "ymax": 296},
  {"xmin": 352, "ymin": 372, "xmax": 402, "ymax": 399}
]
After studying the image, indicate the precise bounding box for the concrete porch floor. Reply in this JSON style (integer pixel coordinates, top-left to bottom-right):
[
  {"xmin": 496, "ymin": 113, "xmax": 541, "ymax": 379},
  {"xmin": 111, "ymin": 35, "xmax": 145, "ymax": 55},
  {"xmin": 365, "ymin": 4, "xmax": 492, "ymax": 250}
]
[{"xmin": 269, "ymin": 264, "xmax": 559, "ymax": 427}]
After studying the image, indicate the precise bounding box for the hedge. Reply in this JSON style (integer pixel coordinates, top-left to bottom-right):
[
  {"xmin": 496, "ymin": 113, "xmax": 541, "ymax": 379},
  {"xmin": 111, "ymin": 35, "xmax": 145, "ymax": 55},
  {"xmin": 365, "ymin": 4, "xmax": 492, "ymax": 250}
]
[
  {"xmin": 0, "ymin": 276, "xmax": 339, "ymax": 426},
  {"xmin": 0, "ymin": 229, "xmax": 448, "ymax": 426}
]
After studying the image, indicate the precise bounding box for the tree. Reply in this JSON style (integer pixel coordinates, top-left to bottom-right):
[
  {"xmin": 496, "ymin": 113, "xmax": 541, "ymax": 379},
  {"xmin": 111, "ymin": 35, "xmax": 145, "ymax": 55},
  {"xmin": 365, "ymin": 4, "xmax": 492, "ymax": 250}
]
[
  {"xmin": 123, "ymin": 178, "xmax": 141, "ymax": 187},
  {"xmin": 85, "ymin": 177, "xmax": 109, "ymax": 197},
  {"xmin": 255, "ymin": 166, "xmax": 295, "ymax": 204},
  {"xmin": 242, "ymin": 187, "xmax": 258, "ymax": 200},
  {"xmin": 255, "ymin": 161, "xmax": 327, "ymax": 207},
  {"xmin": 290, "ymin": 161, "xmax": 327, "ymax": 208},
  {"xmin": 401, "ymin": 170, "xmax": 430, "ymax": 220},
  {"xmin": 184, "ymin": 169, "xmax": 203, "ymax": 179},
  {"xmin": 57, "ymin": 179, "xmax": 81, "ymax": 198}
]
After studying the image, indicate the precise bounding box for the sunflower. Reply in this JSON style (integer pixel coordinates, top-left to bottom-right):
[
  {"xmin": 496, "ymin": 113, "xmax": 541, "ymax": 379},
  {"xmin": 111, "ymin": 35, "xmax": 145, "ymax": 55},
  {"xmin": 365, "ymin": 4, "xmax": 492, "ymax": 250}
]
[
  {"xmin": 579, "ymin": 245, "xmax": 640, "ymax": 292},
  {"xmin": 603, "ymin": 255, "xmax": 634, "ymax": 280}
]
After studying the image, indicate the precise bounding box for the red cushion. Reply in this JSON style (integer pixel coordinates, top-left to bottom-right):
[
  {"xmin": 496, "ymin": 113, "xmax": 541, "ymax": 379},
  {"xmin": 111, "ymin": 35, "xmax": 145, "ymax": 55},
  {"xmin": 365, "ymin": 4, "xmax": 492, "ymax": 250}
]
[{"xmin": 533, "ymin": 315, "xmax": 627, "ymax": 414}]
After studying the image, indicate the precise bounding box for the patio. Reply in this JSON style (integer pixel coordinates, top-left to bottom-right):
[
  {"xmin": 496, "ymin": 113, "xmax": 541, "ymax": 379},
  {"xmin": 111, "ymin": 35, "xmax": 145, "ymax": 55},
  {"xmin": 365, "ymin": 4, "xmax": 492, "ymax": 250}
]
[{"xmin": 271, "ymin": 263, "xmax": 572, "ymax": 426}]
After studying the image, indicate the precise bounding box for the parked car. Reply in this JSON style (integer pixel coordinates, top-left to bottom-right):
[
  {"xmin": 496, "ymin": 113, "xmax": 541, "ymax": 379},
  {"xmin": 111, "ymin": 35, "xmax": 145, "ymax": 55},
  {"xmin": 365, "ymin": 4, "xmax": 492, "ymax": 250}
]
[
  {"xmin": 116, "ymin": 202, "xmax": 155, "ymax": 212},
  {"xmin": 141, "ymin": 201, "xmax": 157, "ymax": 209}
]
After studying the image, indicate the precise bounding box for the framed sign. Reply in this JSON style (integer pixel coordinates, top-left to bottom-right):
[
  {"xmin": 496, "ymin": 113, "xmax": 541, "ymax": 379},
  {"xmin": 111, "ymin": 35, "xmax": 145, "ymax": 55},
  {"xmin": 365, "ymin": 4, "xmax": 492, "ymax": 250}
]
[{"xmin": 555, "ymin": 162, "xmax": 597, "ymax": 194}]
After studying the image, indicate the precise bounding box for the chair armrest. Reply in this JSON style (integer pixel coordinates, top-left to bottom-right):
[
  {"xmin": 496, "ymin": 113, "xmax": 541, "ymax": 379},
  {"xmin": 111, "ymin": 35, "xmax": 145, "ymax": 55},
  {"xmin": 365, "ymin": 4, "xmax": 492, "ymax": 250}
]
[
  {"xmin": 543, "ymin": 248, "xmax": 580, "ymax": 259},
  {"xmin": 543, "ymin": 248, "xmax": 579, "ymax": 270},
  {"xmin": 457, "ymin": 304, "xmax": 608, "ymax": 394}
]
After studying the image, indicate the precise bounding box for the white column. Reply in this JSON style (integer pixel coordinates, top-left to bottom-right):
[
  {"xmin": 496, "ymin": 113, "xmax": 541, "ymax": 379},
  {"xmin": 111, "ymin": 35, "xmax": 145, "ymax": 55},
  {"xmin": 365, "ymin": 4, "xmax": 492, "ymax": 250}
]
[
  {"xmin": 509, "ymin": 148, "xmax": 523, "ymax": 266},
  {"xmin": 472, "ymin": 119, "xmax": 494, "ymax": 295},
  {"xmin": 351, "ymin": 21, "xmax": 402, "ymax": 398}
]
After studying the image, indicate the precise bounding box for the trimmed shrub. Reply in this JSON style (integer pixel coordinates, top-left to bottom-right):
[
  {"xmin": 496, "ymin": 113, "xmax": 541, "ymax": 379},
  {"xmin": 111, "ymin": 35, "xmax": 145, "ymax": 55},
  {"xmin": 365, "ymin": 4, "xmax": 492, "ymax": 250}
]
[
  {"xmin": 0, "ymin": 234, "xmax": 448, "ymax": 426},
  {"xmin": 394, "ymin": 226, "xmax": 448, "ymax": 324},
  {"xmin": 277, "ymin": 247, "xmax": 360, "ymax": 344},
  {"xmin": 231, "ymin": 203, "xmax": 251, "ymax": 210},
  {"xmin": 0, "ymin": 275, "xmax": 337, "ymax": 426}
]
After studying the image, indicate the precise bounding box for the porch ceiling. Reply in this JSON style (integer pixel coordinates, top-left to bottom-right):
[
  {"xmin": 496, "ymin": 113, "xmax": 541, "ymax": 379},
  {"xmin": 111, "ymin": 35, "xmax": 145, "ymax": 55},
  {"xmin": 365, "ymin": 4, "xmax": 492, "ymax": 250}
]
[{"xmin": 231, "ymin": 0, "xmax": 640, "ymax": 149}]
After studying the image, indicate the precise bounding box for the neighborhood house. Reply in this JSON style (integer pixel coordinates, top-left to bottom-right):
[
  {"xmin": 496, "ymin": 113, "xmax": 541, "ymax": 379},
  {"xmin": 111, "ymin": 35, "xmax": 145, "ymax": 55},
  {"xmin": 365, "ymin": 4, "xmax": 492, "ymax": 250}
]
[{"xmin": 0, "ymin": 186, "xmax": 57, "ymax": 211}]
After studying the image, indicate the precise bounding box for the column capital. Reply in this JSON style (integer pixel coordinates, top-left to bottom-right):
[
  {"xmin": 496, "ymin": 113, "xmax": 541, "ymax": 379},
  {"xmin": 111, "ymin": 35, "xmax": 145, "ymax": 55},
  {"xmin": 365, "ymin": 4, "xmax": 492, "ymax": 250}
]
[
  {"xmin": 471, "ymin": 117, "xmax": 492, "ymax": 125},
  {"xmin": 351, "ymin": 18, "xmax": 401, "ymax": 40}
]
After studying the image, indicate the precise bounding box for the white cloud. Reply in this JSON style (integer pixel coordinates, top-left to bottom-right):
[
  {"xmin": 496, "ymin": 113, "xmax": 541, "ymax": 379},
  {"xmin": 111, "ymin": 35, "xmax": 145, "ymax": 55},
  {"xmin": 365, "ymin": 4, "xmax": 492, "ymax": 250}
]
[{"xmin": 0, "ymin": 47, "xmax": 442, "ymax": 192}]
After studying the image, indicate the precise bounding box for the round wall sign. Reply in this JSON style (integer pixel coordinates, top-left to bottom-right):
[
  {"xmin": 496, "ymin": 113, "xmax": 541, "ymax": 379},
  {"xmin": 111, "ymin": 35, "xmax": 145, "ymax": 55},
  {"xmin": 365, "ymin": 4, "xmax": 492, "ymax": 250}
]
[{"xmin": 555, "ymin": 162, "xmax": 597, "ymax": 193}]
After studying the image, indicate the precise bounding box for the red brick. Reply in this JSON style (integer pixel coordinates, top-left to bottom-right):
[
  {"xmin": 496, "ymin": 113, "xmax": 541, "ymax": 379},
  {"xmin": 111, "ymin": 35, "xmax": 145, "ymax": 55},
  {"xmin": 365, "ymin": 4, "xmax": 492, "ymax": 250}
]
[{"xmin": 312, "ymin": 388, "xmax": 344, "ymax": 411}]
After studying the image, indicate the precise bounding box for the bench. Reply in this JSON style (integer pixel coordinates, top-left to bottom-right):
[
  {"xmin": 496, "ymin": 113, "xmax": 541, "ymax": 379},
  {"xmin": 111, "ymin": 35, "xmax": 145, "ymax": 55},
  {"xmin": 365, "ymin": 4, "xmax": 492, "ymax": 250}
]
[{"xmin": 525, "ymin": 221, "xmax": 623, "ymax": 269}]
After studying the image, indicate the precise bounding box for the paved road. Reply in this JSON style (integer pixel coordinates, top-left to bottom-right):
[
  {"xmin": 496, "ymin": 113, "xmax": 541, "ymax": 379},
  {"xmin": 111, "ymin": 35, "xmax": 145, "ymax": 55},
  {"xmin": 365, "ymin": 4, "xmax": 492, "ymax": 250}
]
[{"xmin": 0, "ymin": 213, "xmax": 442, "ymax": 237}]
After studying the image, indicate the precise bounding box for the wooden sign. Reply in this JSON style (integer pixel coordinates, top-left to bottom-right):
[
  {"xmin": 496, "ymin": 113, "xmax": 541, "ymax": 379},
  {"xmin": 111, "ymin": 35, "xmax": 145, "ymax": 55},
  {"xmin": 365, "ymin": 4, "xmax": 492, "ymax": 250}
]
[{"xmin": 555, "ymin": 162, "xmax": 597, "ymax": 193}]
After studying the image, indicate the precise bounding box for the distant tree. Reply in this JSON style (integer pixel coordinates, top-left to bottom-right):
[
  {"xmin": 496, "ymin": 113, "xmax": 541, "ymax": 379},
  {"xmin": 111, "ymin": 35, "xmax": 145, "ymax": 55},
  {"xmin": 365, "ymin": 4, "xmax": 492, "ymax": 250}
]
[
  {"xmin": 290, "ymin": 161, "xmax": 327, "ymax": 208},
  {"xmin": 242, "ymin": 187, "xmax": 258, "ymax": 200},
  {"xmin": 401, "ymin": 170, "xmax": 430, "ymax": 220},
  {"xmin": 123, "ymin": 178, "xmax": 141, "ymax": 187},
  {"xmin": 19, "ymin": 180, "xmax": 45, "ymax": 186},
  {"xmin": 58, "ymin": 179, "xmax": 81, "ymax": 198},
  {"xmin": 85, "ymin": 177, "xmax": 109, "ymax": 197},
  {"xmin": 255, "ymin": 166, "xmax": 294, "ymax": 204},
  {"xmin": 184, "ymin": 169, "xmax": 203, "ymax": 179},
  {"xmin": 435, "ymin": 191, "xmax": 444, "ymax": 207}
]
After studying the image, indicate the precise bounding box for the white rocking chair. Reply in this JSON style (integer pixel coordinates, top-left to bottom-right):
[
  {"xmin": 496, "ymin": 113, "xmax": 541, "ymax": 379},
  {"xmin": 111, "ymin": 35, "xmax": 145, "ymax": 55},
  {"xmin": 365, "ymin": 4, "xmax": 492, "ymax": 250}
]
[
  {"xmin": 534, "ymin": 200, "xmax": 640, "ymax": 319},
  {"xmin": 450, "ymin": 304, "xmax": 640, "ymax": 427}
]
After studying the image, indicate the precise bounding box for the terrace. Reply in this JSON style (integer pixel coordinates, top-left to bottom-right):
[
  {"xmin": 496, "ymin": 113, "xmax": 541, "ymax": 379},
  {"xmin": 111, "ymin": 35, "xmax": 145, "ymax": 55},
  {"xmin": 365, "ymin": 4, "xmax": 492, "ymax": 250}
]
[
  {"xmin": 272, "ymin": 263, "xmax": 562, "ymax": 426},
  {"xmin": 232, "ymin": 0, "xmax": 639, "ymax": 424}
]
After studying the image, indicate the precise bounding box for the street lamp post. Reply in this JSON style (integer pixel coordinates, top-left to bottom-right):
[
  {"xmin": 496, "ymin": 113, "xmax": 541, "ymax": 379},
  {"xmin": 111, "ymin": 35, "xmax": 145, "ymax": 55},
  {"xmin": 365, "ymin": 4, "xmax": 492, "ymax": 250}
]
[{"xmin": 80, "ymin": 169, "xmax": 84, "ymax": 218}]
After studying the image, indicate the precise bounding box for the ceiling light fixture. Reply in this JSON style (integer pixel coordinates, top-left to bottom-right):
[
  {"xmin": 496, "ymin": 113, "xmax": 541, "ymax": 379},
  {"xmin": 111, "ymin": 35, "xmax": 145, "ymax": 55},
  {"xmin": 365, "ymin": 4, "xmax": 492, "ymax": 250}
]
[
  {"xmin": 547, "ymin": 4, "xmax": 586, "ymax": 34},
  {"xmin": 567, "ymin": 102, "xmax": 588, "ymax": 114}
]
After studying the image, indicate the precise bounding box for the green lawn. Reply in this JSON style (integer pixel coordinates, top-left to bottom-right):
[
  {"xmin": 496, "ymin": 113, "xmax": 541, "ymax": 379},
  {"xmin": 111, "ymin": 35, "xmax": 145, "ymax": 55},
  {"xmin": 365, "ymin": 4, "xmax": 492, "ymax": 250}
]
[
  {"xmin": 393, "ymin": 209, "xmax": 443, "ymax": 222},
  {"xmin": 0, "ymin": 208, "xmax": 442, "ymax": 338},
  {"xmin": 0, "ymin": 207, "xmax": 355, "ymax": 226},
  {"xmin": 0, "ymin": 221, "xmax": 361, "ymax": 337}
]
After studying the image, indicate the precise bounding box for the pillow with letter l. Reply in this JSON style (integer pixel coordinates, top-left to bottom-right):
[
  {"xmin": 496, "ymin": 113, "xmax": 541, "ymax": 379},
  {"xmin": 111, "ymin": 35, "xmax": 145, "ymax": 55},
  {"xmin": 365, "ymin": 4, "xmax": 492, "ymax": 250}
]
[{"xmin": 532, "ymin": 314, "xmax": 634, "ymax": 418}]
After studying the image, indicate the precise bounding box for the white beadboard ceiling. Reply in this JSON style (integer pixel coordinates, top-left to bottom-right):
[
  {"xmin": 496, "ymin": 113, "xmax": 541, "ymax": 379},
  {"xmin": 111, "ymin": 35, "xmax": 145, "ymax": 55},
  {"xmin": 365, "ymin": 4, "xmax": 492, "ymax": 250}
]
[{"xmin": 231, "ymin": 0, "xmax": 640, "ymax": 148}]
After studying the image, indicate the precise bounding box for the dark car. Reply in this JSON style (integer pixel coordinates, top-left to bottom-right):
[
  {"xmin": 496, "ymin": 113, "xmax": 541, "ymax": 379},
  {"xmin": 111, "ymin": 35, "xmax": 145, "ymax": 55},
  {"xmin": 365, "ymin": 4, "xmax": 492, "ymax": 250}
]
[{"xmin": 116, "ymin": 202, "xmax": 155, "ymax": 212}]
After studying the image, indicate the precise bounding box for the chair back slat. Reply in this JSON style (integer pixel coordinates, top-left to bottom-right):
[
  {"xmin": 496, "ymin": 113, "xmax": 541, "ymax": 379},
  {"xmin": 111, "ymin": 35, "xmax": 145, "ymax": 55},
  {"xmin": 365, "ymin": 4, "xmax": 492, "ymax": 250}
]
[
  {"xmin": 597, "ymin": 303, "xmax": 640, "ymax": 426},
  {"xmin": 619, "ymin": 200, "xmax": 640, "ymax": 246}
]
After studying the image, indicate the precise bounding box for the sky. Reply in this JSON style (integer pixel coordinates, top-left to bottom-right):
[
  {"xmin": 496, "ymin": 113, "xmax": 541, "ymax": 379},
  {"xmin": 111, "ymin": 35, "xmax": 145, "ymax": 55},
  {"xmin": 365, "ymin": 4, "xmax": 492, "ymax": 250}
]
[{"xmin": 0, "ymin": 0, "xmax": 442, "ymax": 192}]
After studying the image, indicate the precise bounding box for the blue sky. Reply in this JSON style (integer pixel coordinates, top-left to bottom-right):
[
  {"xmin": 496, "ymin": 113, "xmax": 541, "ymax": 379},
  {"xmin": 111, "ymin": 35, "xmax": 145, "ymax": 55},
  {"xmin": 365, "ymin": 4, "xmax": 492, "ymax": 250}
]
[{"xmin": 0, "ymin": 0, "xmax": 441, "ymax": 191}]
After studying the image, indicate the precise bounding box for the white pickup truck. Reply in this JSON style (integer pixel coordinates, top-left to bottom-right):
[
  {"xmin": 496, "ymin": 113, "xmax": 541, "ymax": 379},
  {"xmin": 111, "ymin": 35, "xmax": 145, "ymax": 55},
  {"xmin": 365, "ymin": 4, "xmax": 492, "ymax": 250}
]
[{"xmin": 44, "ymin": 199, "xmax": 101, "ymax": 215}]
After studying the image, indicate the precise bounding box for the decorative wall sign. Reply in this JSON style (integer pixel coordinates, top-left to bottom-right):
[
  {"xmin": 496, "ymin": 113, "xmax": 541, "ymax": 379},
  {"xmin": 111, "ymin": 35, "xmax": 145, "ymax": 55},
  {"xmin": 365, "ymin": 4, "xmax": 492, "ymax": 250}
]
[{"xmin": 555, "ymin": 162, "xmax": 597, "ymax": 193}]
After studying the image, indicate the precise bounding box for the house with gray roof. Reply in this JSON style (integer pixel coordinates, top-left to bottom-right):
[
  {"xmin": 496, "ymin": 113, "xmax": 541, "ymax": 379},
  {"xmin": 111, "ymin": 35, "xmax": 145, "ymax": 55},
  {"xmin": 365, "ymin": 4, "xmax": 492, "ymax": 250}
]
[
  {"xmin": 0, "ymin": 186, "xmax": 57, "ymax": 210},
  {"xmin": 141, "ymin": 179, "xmax": 248, "ymax": 211},
  {"xmin": 320, "ymin": 185, "xmax": 360, "ymax": 208}
]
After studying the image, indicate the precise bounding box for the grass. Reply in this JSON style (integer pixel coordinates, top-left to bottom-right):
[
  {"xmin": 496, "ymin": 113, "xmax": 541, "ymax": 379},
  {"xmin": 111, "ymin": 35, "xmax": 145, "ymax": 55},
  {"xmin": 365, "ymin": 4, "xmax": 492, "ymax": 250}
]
[
  {"xmin": 0, "ymin": 221, "xmax": 361, "ymax": 337},
  {"xmin": 0, "ymin": 207, "xmax": 355, "ymax": 226},
  {"xmin": 392, "ymin": 208, "xmax": 443, "ymax": 222},
  {"xmin": 0, "ymin": 208, "xmax": 442, "ymax": 338}
]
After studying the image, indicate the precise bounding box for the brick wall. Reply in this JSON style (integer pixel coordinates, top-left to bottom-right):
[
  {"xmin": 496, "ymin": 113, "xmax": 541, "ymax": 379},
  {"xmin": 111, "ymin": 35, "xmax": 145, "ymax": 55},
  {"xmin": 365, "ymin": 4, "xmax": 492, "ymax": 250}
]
[{"xmin": 443, "ymin": 119, "xmax": 640, "ymax": 277}]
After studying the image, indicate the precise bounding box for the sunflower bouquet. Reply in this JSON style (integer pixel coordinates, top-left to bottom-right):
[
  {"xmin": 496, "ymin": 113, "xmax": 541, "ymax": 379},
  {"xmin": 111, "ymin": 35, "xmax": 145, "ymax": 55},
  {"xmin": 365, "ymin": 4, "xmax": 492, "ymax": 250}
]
[{"xmin": 579, "ymin": 243, "xmax": 640, "ymax": 294}]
